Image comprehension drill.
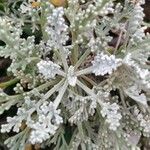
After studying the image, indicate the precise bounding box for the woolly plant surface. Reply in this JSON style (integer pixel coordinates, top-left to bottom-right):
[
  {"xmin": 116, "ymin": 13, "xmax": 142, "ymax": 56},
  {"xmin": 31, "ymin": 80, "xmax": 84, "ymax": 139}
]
[{"xmin": 0, "ymin": 0, "xmax": 150, "ymax": 150}]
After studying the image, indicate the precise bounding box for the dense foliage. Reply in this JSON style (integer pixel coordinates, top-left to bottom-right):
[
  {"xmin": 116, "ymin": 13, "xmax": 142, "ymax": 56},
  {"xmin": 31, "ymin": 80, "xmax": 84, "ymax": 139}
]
[{"xmin": 0, "ymin": 0, "xmax": 150, "ymax": 149}]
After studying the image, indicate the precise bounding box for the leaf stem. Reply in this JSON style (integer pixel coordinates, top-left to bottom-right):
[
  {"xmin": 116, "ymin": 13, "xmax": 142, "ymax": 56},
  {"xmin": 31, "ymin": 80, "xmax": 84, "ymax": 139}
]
[
  {"xmin": 43, "ymin": 78, "xmax": 65, "ymax": 101},
  {"xmin": 0, "ymin": 78, "xmax": 19, "ymax": 89},
  {"xmin": 76, "ymin": 67, "xmax": 92, "ymax": 76},
  {"xmin": 71, "ymin": 31, "xmax": 79, "ymax": 65},
  {"xmin": 75, "ymin": 49, "xmax": 91, "ymax": 70},
  {"xmin": 54, "ymin": 79, "xmax": 68, "ymax": 108},
  {"xmin": 76, "ymin": 79, "xmax": 94, "ymax": 96}
]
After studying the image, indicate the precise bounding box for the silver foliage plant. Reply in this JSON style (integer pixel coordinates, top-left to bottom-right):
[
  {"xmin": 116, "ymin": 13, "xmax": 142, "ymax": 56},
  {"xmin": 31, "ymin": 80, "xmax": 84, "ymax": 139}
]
[{"xmin": 0, "ymin": 0, "xmax": 150, "ymax": 149}]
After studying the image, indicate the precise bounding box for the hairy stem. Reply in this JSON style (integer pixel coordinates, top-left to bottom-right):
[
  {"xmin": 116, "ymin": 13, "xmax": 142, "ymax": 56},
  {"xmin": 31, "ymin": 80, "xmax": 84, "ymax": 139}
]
[
  {"xmin": 54, "ymin": 79, "xmax": 68, "ymax": 108},
  {"xmin": 43, "ymin": 78, "xmax": 65, "ymax": 101},
  {"xmin": 75, "ymin": 49, "xmax": 91, "ymax": 70},
  {"xmin": 0, "ymin": 78, "xmax": 19, "ymax": 89}
]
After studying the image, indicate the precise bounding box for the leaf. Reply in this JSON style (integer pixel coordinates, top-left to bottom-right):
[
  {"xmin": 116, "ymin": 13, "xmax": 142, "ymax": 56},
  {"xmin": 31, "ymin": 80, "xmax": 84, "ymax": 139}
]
[{"xmin": 124, "ymin": 86, "xmax": 148, "ymax": 107}]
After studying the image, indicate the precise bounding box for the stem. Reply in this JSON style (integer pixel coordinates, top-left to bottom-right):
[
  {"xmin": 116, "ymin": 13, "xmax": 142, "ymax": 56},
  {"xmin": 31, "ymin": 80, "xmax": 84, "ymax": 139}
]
[
  {"xmin": 81, "ymin": 75, "xmax": 97, "ymax": 86},
  {"xmin": 114, "ymin": 30, "xmax": 123, "ymax": 54},
  {"xmin": 119, "ymin": 88, "xmax": 128, "ymax": 110},
  {"xmin": 75, "ymin": 49, "xmax": 91, "ymax": 70},
  {"xmin": 77, "ymin": 123, "xmax": 85, "ymax": 139},
  {"xmin": 43, "ymin": 78, "xmax": 65, "ymax": 101},
  {"xmin": 59, "ymin": 45, "xmax": 69, "ymax": 72},
  {"xmin": 57, "ymin": 70, "xmax": 66, "ymax": 77},
  {"xmin": 68, "ymin": 129, "xmax": 78, "ymax": 149},
  {"xmin": 76, "ymin": 67, "xmax": 92, "ymax": 76},
  {"xmin": 26, "ymin": 57, "xmax": 41, "ymax": 62},
  {"xmin": 54, "ymin": 48, "xmax": 68, "ymax": 72},
  {"xmin": 0, "ymin": 94, "xmax": 22, "ymax": 103},
  {"xmin": 77, "ymin": 80, "xmax": 104, "ymax": 105},
  {"xmin": 123, "ymin": 21, "xmax": 131, "ymax": 53},
  {"xmin": 54, "ymin": 79, "xmax": 68, "ymax": 108},
  {"xmin": 61, "ymin": 135, "xmax": 69, "ymax": 149},
  {"xmin": 0, "ymin": 98, "xmax": 22, "ymax": 115},
  {"xmin": 77, "ymin": 123, "xmax": 86, "ymax": 150},
  {"xmin": 119, "ymin": 87, "xmax": 138, "ymax": 122},
  {"xmin": 0, "ymin": 78, "xmax": 19, "ymax": 89},
  {"xmin": 40, "ymin": 6, "xmax": 48, "ymax": 41},
  {"xmin": 81, "ymin": 143, "xmax": 86, "ymax": 150},
  {"xmin": 0, "ymin": 79, "xmax": 60, "ymax": 103},
  {"xmin": 76, "ymin": 79, "xmax": 95, "ymax": 96},
  {"xmin": 54, "ymin": 49, "xmax": 63, "ymax": 62},
  {"xmin": 36, "ymin": 78, "xmax": 61, "ymax": 91},
  {"xmin": 71, "ymin": 31, "xmax": 79, "ymax": 65}
]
